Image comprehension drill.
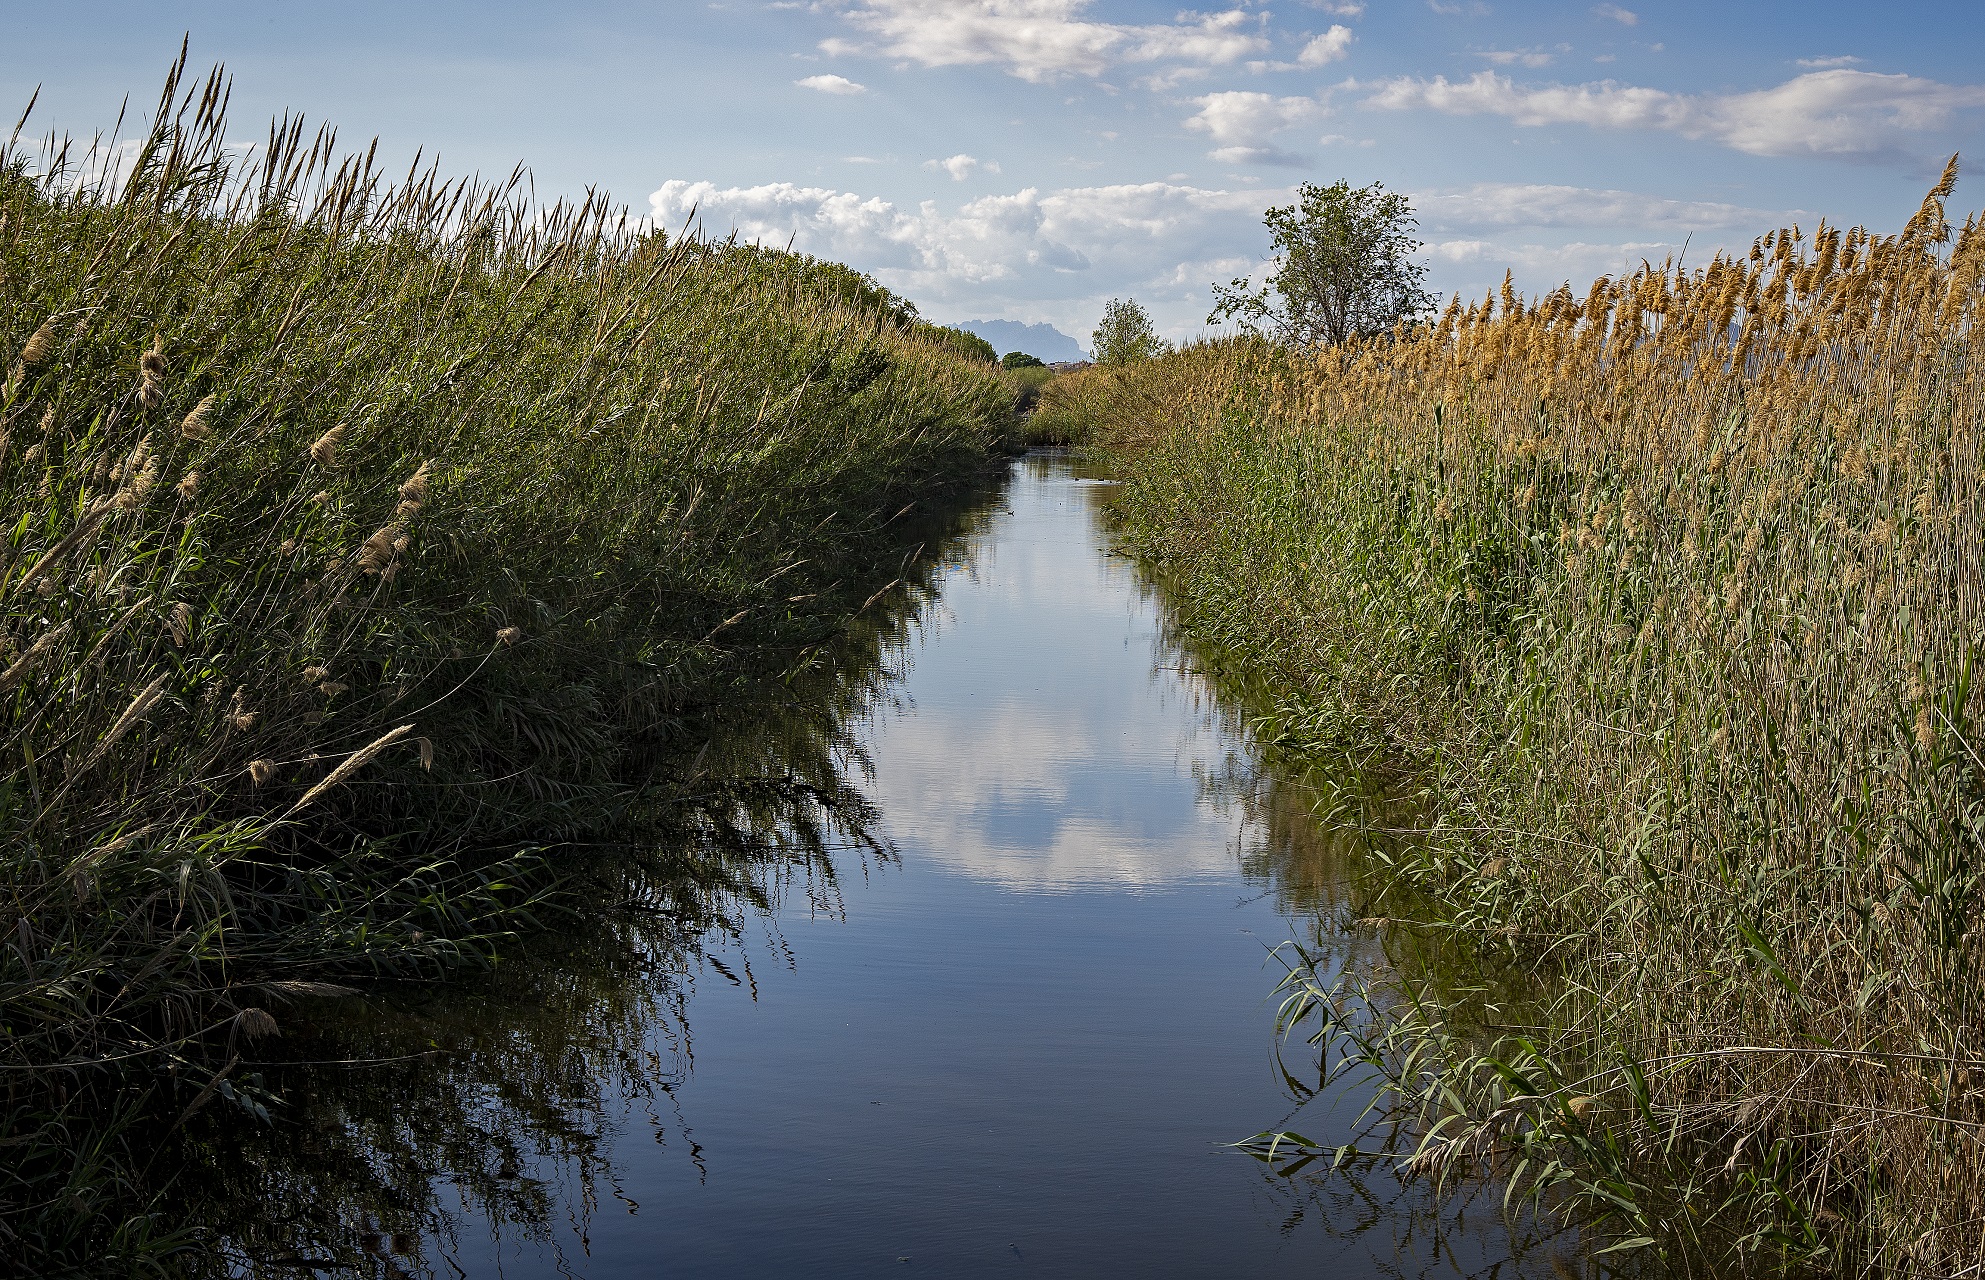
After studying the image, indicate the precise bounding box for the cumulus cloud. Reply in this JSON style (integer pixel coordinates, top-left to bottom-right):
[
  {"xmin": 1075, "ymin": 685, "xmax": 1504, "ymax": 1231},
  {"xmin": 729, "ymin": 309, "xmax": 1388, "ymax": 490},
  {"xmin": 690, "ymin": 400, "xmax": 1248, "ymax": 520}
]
[
  {"xmin": 927, "ymin": 153, "xmax": 1000, "ymax": 180},
  {"xmin": 1591, "ymin": 3, "xmax": 1637, "ymax": 24},
  {"xmin": 1306, "ymin": 0, "xmax": 1365, "ymax": 13},
  {"xmin": 1359, "ymin": 68, "xmax": 1985, "ymax": 160},
  {"xmin": 645, "ymin": 171, "xmax": 1814, "ymax": 340},
  {"xmin": 1798, "ymin": 55, "xmax": 1863, "ymax": 69},
  {"xmin": 1184, "ymin": 90, "xmax": 1327, "ymax": 163},
  {"xmin": 1298, "ymin": 26, "xmax": 1355, "ymax": 66},
  {"xmin": 795, "ymin": 73, "xmax": 868, "ymax": 94},
  {"xmin": 1414, "ymin": 181, "xmax": 1800, "ymax": 232},
  {"xmin": 647, "ymin": 175, "xmax": 1283, "ymax": 334},
  {"xmin": 829, "ymin": 0, "xmax": 1269, "ymax": 82},
  {"xmin": 1431, "ymin": 237, "xmax": 1684, "ymax": 293}
]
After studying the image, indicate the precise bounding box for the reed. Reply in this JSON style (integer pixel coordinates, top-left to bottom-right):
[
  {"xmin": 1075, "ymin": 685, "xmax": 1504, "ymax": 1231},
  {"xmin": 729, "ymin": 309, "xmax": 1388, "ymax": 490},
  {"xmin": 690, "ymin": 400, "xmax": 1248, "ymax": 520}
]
[
  {"xmin": 1099, "ymin": 162, "xmax": 1985, "ymax": 1274},
  {"xmin": 0, "ymin": 55, "xmax": 1012, "ymax": 1270}
]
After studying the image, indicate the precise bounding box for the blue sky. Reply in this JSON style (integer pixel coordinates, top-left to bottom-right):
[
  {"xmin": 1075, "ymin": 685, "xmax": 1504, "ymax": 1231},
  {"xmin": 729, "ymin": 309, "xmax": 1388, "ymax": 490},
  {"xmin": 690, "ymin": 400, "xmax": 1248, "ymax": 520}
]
[{"xmin": 11, "ymin": 2, "xmax": 1985, "ymax": 348}]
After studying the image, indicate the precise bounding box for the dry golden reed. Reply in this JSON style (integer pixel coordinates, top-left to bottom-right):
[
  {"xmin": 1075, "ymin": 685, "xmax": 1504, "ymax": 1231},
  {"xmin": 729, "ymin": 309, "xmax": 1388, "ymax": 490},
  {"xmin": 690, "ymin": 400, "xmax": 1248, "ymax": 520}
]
[{"xmin": 1097, "ymin": 160, "xmax": 1985, "ymax": 1271}]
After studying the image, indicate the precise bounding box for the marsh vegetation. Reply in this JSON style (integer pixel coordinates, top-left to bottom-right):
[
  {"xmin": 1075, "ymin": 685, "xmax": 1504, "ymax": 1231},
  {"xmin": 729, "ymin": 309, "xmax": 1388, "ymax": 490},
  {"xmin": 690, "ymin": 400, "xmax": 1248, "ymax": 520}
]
[
  {"xmin": 0, "ymin": 57, "xmax": 1013, "ymax": 1271},
  {"xmin": 1091, "ymin": 162, "xmax": 1985, "ymax": 1274}
]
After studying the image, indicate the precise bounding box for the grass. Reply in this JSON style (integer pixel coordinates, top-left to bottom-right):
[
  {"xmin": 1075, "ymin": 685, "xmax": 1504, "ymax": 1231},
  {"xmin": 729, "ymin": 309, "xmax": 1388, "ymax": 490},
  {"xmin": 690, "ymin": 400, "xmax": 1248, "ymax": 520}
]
[
  {"xmin": 1094, "ymin": 163, "xmax": 1985, "ymax": 1275},
  {"xmin": 0, "ymin": 57, "xmax": 1014, "ymax": 1273}
]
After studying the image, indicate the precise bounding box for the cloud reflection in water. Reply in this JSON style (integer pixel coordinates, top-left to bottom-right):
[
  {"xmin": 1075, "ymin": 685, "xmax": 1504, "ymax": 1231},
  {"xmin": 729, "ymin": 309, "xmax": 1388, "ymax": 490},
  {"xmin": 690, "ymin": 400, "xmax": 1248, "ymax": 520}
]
[{"xmin": 865, "ymin": 459, "xmax": 1244, "ymax": 891}]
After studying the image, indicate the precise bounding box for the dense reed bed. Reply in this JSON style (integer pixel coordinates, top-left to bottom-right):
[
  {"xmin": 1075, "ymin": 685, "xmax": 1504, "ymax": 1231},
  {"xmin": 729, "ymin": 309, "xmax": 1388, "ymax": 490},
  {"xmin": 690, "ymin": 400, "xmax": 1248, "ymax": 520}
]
[
  {"xmin": 0, "ymin": 60, "xmax": 1011, "ymax": 1272},
  {"xmin": 1092, "ymin": 165, "xmax": 1985, "ymax": 1274}
]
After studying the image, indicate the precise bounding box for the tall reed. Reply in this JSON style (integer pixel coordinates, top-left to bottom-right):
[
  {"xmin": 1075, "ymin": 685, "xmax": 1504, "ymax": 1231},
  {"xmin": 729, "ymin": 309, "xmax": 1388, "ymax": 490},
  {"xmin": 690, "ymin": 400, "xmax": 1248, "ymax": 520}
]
[
  {"xmin": 0, "ymin": 55, "xmax": 1012, "ymax": 1270},
  {"xmin": 1095, "ymin": 162, "xmax": 1985, "ymax": 1273}
]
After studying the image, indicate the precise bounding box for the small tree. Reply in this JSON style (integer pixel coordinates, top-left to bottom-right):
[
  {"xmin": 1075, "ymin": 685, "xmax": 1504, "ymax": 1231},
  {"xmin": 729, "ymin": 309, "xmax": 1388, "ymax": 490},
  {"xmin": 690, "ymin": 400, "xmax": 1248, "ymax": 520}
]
[
  {"xmin": 1210, "ymin": 180, "xmax": 1435, "ymax": 348},
  {"xmin": 1092, "ymin": 297, "xmax": 1165, "ymax": 366},
  {"xmin": 1001, "ymin": 351, "xmax": 1046, "ymax": 369}
]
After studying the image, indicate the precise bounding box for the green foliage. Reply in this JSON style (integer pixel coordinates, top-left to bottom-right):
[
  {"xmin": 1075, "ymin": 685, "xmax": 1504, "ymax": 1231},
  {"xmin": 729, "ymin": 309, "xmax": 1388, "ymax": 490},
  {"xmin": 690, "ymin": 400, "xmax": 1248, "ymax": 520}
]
[
  {"xmin": 1001, "ymin": 363, "xmax": 1057, "ymax": 425},
  {"xmin": 1210, "ymin": 180, "xmax": 1435, "ymax": 347},
  {"xmin": 725, "ymin": 244, "xmax": 922, "ymax": 331},
  {"xmin": 1091, "ymin": 297, "xmax": 1165, "ymax": 367},
  {"xmin": 916, "ymin": 323, "xmax": 999, "ymax": 365},
  {"xmin": 1001, "ymin": 351, "xmax": 1045, "ymax": 369},
  {"xmin": 0, "ymin": 58, "xmax": 1010, "ymax": 1270}
]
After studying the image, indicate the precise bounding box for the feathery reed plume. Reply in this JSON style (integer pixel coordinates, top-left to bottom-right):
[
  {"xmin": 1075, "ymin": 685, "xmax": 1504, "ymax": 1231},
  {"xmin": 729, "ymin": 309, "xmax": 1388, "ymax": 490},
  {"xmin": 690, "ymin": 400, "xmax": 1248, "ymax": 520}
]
[
  {"xmin": 495, "ymin": 626, "xmax": 522, "ymax": 646},
  {"xmin": 0, "ymin": 622, "xmax": 71, "ymax": 694},
  {"xmin": 247, "ymin": 759, "xmax": 276, "ymax": 786},
  {"xmin": 308, "ymin": 425, "xmax": 345, "ymax": 467},
  {"xmin": 282, "ymin": 723, "xmax": 416, "ymax": 817},
  {"xmin": 416, "ymin": 736, "xmax": 434, "ymax": 771},
  {"xmin": 300, "ymin": 665, "xmax": 328, "ymax": 684},
  {"xmin": 66, "ymin": 674, "xmax": 171, "ymax": 783},
  {"xmin": 356, "ymin": 524, "xmax": 400, "ymax": 575},
  {"xmin": 174, "ymin": 469, "xmax": 199, "ymax": 500},
  {"xmin": 7, "ymin": 315, "xmax": 59, "ymax": 386},
  {"xmin": 233, "ymin": 1008, "xmax": 279, "ymax": 1040},
  {"xmin": 138, "ymin": 335, "xmax": 165, "ymax": 410},
  {"xmin": 395, "ymin": 459, "xmax": 433, "ymax": 520},
  {"xmin": 15, "ymin": 501, "xmax": 114, "ymax": 593},
  {"xmin": 178, "ymin": 393, "xmax": 216, "ymax": 441},
  {"xmin": 115, "ymin": 452, "xmax": 159, "ymax": 509},
  {"xmin": 168, "ymin": 601, "xmax": 193, "ymax": 647},
  {"xmin": 398, "ymin": 459, "xmax": 432, "ymax": 504}
]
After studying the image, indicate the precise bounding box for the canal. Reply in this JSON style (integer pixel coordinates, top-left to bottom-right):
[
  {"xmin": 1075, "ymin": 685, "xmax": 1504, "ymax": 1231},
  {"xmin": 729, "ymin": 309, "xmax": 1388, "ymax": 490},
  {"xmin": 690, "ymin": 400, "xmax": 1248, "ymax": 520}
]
[{"xmin": 206, "ymin": 454, "xmax": 1578, "ymax": 1277}]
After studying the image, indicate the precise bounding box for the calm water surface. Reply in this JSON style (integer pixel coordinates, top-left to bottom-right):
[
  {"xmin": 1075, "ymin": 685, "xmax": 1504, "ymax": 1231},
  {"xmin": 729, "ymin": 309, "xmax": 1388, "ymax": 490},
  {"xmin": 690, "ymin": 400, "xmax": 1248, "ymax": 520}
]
[{"xmin": 264, "ymin": 456, "xmax": 1573, "ymax": 1277}]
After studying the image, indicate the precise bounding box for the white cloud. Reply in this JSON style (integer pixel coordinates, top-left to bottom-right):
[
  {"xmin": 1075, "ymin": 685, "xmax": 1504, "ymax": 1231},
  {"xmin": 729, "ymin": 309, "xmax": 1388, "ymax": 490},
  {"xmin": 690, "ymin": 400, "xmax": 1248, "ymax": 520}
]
[
  {"xmin": 1359, "ymin": 68, "xmax": 1985, "ymax": 160},
  {"xmin": 1478, "ymin": 48, "xmax": 1555, "ymax": 67},
  {"xmin": 1431, "ymin": 237, "xmax": 1684, "ymax": 293},
  {"xmin": 796, "ymin": 73, "xmax": 868, "ymax": 94},
  {"xmin": 1184, "ymin": 90, "xmax": 1327, "ymax": 164},
  {"xmin": 1591, "ymin": 3, "xmax": 1637, "ymax": 24},
  {"xmin": 1798, "ymin": 55, "xmax": 1863, "ymax": 69},
  {"xmin": 1306, "ymin": 0, "xmax": 1365, "ymax": 13},
  {"xmin": 1298, "ymin": 25, "xmax": 1355, "ymax": 66},
  {"xmin": 1429, "ymin": 0, "xmax": 1492, "ymax": 14},
  {"xmin": 1414, "ymin": 181, "xmax": 1800, "ymax": 231},
  {"xmin": 647, "ymin": 175, "xmax": 1282, "ymax": 335},
  {"xmin": 829, "ymin": 0, "xmax": 1270, "ymax": 83},
  {"xmin": 926, "ymin": 153, "xmax": 1001, "ymax": 181}
]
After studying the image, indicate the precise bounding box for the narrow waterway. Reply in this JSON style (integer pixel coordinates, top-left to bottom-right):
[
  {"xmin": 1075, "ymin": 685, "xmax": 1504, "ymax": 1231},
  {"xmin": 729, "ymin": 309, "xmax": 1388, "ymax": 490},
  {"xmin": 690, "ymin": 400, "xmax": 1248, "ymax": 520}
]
[{"xmin": 217, "ymin": 455, "xmax": 1581, "ymax": 1277}]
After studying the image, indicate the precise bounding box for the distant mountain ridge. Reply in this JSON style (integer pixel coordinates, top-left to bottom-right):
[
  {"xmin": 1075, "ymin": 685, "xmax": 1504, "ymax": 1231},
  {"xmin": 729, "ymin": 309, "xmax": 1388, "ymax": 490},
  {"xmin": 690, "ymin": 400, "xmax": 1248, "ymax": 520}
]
[{"xmin": 955, "ymin": 319, "xmax": 1089, "ymax": 364}]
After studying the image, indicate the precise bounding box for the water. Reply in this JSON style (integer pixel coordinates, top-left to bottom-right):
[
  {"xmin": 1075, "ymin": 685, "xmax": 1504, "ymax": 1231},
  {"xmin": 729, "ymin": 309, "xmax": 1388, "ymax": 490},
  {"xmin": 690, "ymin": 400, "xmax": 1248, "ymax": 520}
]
[{"xmin": 213, "ymin": 456, "xmax": 1578, "ymax": 1277}]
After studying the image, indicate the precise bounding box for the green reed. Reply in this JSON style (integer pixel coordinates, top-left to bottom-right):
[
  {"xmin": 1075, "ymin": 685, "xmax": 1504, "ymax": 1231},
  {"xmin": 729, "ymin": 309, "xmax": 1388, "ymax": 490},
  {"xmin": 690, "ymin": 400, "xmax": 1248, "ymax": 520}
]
[{"xmin": 0, "ymin": 55, "xmax": 1013, "ymax": 1271}]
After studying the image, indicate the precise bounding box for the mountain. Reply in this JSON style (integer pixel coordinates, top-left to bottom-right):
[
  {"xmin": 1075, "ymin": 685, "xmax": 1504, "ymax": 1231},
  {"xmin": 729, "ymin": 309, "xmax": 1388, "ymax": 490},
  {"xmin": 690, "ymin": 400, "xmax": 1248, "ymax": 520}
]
[{"xmin": 955, "ymin": 319, "xmax": 1089, "ymax": 364}]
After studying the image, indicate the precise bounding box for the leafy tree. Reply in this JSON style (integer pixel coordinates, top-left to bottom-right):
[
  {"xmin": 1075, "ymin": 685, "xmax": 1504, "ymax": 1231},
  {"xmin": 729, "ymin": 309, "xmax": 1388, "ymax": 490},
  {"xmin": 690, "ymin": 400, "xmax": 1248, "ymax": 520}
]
[
  {"xmin": 1092, "ymin": 297, "xmax": 1166, "ymax": 367},
  {"xmin": 1210, "ymin": 179, "xmax": 1435, "ymax": 348},
  {"xmin": 1001, "ymin": 351, "xmax": 1046, "ymax": 369}
]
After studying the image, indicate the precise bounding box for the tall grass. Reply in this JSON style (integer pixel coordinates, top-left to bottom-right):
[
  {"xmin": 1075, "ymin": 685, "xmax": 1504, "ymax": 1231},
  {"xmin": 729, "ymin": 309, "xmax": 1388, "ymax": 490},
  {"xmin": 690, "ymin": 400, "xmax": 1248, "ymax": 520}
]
[
  {"xmin": 1096, "ymin": 163, "xmax": 1985, "ymax": 1274},
  {"xmin": 0, "ymin": 57, "xmax": 1011, "ymax": 1271}
]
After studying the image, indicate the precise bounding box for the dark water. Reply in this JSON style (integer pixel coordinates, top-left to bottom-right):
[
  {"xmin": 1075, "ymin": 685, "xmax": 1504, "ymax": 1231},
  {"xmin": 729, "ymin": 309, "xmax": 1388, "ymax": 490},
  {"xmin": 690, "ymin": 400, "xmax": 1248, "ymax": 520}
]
[{"xmin": 217, "ymin": 456, "xmax": 1581, "ymax": 1277}]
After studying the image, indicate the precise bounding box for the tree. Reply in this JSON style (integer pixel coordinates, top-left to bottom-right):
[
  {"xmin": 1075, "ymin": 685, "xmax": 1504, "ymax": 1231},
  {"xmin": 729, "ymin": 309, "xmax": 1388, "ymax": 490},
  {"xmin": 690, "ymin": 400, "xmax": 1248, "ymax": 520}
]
[
  {"xmin": 1001, "ymin": 351, "xmax": 1046, "ymax": 369},
  {"xmin": 1091, "ymin": 298, "xmax": 1165, "ymax": 367},
  {"xmin": 1210, "ymin": 179, "xmax": 1435, "ymax": 348}
]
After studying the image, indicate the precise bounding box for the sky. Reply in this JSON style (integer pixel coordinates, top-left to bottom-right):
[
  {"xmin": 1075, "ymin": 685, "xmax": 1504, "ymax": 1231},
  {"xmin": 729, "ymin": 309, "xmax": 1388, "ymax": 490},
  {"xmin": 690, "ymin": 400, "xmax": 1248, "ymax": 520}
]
[{"xmin": 10, "ymin": 2, "xmax": 1985, "ymax": 349}]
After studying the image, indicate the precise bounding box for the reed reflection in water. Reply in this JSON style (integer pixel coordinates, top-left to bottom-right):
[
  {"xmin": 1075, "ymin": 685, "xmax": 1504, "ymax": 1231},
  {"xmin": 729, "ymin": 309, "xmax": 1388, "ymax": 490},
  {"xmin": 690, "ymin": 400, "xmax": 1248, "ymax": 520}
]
[{"xmin": 178, "ymin": 455, "xmax": 1596, "ymax": 1278}]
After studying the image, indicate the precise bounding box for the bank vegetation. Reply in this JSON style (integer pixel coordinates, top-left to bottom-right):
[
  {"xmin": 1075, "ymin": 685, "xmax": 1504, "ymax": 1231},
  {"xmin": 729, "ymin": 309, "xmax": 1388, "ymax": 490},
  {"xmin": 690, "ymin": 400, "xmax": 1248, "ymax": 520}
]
[
  {"xmin": 1092, "ymin": 164, "xmax": 1985, "ymax": 1274},
  {"xmin": 0, "ymin": 59, "xmax": 1012, "ymax": 1271}
]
